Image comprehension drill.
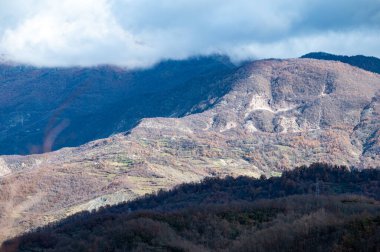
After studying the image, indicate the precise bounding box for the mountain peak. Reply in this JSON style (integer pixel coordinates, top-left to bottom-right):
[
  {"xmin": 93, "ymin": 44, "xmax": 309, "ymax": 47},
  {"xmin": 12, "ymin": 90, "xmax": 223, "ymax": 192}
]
[{"xmin": 1, "ymin": 57, "xmax": 380, "ymax": 242}]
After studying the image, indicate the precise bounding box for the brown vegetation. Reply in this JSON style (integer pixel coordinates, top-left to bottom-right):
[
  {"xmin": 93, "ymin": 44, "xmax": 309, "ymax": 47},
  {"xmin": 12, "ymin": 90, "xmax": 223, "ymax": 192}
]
[
  {"xmin": 2, "ymin": 163, "xmax": 379, "ymax": 252},
  {"xmin": 1, "ymin": 58, "xmax": 380, "ymax": 243}
]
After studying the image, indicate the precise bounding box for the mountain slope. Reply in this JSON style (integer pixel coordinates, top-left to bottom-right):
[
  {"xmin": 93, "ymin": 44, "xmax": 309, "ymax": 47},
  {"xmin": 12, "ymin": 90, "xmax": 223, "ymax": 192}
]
[
  {"xmin": 0, "ymin": 56, "xmax": 236, "ymax": 155},
  {"xmin": 0, "ymin": 58, "xmax": 380, "ymax": 241},
  {"xmin": 3, "ymin": 164, "xmax": 380, "ymax": 252},
  {"xmin": 301, "ymin": 52, "xmax": 380, "ymax": 74}
]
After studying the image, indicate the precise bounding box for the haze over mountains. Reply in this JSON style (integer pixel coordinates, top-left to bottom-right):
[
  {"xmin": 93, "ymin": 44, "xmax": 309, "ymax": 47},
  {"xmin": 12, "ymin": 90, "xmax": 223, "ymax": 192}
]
[
  {"xmin": 1, "ymin": 1, "xmax": 379, "ymax": 250},
  {"xmin": 0, "ymin": 54, "xmax": 380, "ymax": 242},
  {"xmin": 0, "ymin": 56, "xmax": 235, "ymax": 155},
  {"xmin": 1, "ymin": 52, "xmax": 380, "ymax": 155}
]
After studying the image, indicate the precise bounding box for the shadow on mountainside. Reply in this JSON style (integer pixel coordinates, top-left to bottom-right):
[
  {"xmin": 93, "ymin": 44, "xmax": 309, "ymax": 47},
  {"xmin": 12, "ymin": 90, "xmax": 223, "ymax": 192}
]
[
  {"xmin": 2, "ymin": 163, "xmax": 380, "ymax": 252},
  {"xmin": 302, "ymin": 52, "xmax": 380, "ymax": 74},
  {"xmin": 0, "ymin": 55, "xmax": 237, "ymax": 155}
]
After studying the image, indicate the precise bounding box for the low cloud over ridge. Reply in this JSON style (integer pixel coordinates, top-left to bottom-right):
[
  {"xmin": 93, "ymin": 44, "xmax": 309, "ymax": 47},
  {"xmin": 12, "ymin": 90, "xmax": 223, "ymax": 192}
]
[{"xmin": 0, "ymin": 0, "xmax": 379, "ymax": 67}]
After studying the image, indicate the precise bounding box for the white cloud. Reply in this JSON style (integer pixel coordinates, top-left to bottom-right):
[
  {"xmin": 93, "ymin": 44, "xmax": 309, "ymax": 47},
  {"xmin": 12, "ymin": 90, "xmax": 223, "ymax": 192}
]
[
  {"xmin": 0, "ymin": 0, "xmax": 152, "ymax": 67},
  {"xmin": 0, "ymin": 0, "xmax": 379, "ymax": 67}
]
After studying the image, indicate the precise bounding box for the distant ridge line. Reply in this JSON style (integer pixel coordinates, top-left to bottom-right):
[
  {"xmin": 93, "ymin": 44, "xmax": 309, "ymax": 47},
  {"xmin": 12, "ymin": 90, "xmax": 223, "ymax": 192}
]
[{"xmin": 301, "ymin": 52, "xmax": 380, "ymax": 74}]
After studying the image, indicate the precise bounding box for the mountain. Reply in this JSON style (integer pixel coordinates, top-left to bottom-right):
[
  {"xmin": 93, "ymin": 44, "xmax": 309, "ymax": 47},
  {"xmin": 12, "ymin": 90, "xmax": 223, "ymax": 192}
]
[
  {"xmin": 1, "ymin": 58, "xmax": 380, "ymax": 241},
  {"xmin": 2, "ymin": 164, "xmax": 380, "ymax": 252},
  {"xmin": 301, "ymin": 52, "xmax": 380, "ymax": 74},
  {"xmin": 0, "ymin": 55, "xmax": 236, "ymax": 155}
]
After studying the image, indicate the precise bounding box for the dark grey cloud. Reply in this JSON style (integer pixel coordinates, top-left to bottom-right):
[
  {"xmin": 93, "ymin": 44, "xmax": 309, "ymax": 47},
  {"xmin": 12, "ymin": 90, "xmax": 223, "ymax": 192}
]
[
  {"xmin": 0, "ymin": 0, "xmax": 379, "ymax": 67},
  {"xmin": 293, "ymin": 0, "xmax": 380, "ymax": 34}
]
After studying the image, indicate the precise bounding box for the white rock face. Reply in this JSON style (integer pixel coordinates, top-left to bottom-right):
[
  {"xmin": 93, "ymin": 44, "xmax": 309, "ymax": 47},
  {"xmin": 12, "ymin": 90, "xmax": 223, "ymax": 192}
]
[
  {"xmin": 0, "ymin": 158, "xmax": 11, "ymax": 177},
  {"xmin": 278, "ymin": 116, "xmax": 302, "ymax": 133},
  {"xmin": 248, "ymin": 94, "xmax": 274, "ymax": 113},
  {"xmin": 220, "ymin": 121, "xmax": 238, "ymax": 132},
  {"xmin": 244, "ymin": 120, "xmax": 258, "ymax": 133}
]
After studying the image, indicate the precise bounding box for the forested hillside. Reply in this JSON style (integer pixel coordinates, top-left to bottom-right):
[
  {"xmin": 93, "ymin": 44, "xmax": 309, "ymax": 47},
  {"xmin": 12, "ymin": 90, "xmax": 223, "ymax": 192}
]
[
  {"xmin": 3, "ymin": 163, "xmax": 379, "ymax": 252},
  {"xmin": 1, "ymin": 58, "xmax": 380, "ymax": 244},
  {"xmin": 0, "ymin": 55, "xmax": 235, "ymax": 154},
  {"xmin": 301, "ymin": 52, "xmax": 380, "ymax": 74}
]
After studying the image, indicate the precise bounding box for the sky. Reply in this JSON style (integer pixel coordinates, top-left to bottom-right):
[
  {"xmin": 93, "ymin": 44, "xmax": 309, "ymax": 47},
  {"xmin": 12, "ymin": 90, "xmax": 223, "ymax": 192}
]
[{"xmin": 0, "ymin": 0, "xmax": 379, "ymax": 68}]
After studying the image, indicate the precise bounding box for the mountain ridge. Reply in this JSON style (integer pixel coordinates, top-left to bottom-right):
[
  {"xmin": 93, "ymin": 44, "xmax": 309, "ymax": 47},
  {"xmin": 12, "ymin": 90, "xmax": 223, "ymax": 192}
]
[
  {"xmin": 0, "ymin": 58, "xmax": 380, "ymax": 241},
  {"xmin": 2, "ymin": 52, "xmax": 379, "ymax": 156},
  {"xmin": 301, "ymin": 52, "xmax": 380, "ymax": 74},
  {"xmin": 0, "ymin": 55, "xmax": 236, "ymax": 155}
]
